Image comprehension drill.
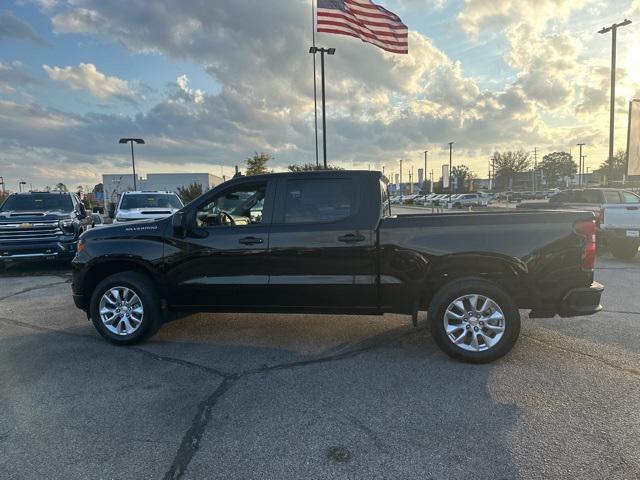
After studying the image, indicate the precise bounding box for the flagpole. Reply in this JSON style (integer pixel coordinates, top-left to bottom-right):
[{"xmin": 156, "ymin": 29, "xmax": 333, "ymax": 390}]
[{"xmin": 311, "ymin": 0, "xmax": 319, "ymax": 168}]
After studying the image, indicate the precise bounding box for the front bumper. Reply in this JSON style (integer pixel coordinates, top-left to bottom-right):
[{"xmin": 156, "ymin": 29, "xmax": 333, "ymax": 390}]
[
  {"xmin": 558, "ymin": 282, "xmax": 604, "ymax": 317},
  {"xmin": 0, "ymin": 239, "xmax": 78, "ymax": 263}
]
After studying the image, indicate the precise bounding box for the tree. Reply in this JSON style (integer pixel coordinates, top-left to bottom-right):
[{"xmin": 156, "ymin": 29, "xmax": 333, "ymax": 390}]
[
  {"xmin": 596, "ymin": 149, "xmax": 626, "ymax": 182},
  {"xmin": 540, "ymin": 151, "xmax": 577, "ymax": 187},
  {"xmin": 177, "ymin": 182, "xmax": 203, "ymax": 203},
  {"xmin": 287, "ymin": 163, "xmax": 343, "ymax": 172},
  {"xmin": 245, "ymin": 152, "xmax": 271, "ymax": 175},
  {"xmin": 55, "ymin": 182, "xmax": 68, "ymax": 192},
  {"xmin": 491, "ymin": 151, "xmax": 531, "ymax": 190},
  {"xmin": 451, "ymin": 165, "xmax": 475, "ymax": 193}
]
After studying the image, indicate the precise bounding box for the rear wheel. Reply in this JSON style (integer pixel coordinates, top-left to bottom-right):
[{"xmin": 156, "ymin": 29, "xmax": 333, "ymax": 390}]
[
  {"xmin": 428, "ymin": 279, "xmax": 520, "ymax": 363},
  {"xmin": 90, "ymin": 272, "xmax": 163, "ymax": 344},
  {"xmin": 609, "ymin": 240, "xmax": 639, "ymax": 260}
]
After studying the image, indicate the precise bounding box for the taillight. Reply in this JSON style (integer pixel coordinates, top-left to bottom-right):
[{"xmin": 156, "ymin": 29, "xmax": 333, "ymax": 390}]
[{"xmin": 575, "ymin": 219, "xmax": 596, "ymax": 271}]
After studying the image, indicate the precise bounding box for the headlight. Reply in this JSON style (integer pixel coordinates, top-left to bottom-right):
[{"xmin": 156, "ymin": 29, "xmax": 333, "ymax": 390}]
[{"xmin": 59, "ymin": 219, "xmax": 74, "ymax": 229}]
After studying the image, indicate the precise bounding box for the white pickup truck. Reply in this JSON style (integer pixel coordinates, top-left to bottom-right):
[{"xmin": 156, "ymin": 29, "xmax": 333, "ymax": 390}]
[
  {"xmin": 111, "ymin": 191, "xmax": 184, "ymax": 224},
  {"xmin": 600, "ymin": 201, "xmax": 640, "ymax": 259}
]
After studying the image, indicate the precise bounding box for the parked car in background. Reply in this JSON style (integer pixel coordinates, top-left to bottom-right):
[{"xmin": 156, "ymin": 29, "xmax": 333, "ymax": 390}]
[
  {"xmin": 111, "ymin": 191, "xmax": 184, "ymax": 224},
  {"xmin": 73, "ymin": 170, "xmax": 602, "ymax": 363},
  {"xmin": 453, "ymin": 193, "xmax": 488, "ymax": 208},
  {"xmin": 0, "ymin": 191, "xmax": 90, "ymax": 267}
]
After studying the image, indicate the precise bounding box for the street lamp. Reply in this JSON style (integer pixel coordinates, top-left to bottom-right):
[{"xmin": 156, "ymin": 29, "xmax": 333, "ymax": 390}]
[
  {"xmin": 599, "ymin": 19, "xmax": 632, "ymax": 185},
  {"xmin": 309, "ymin": 46, "xmax": 335, "ymax": 169},
  {"xmin": 423, "ymin": 150, "xmax": 429, "ymax": 193},
  {"xmin": 448, "ymin": 142, "xmax": 454, "ymax": 200},
  {"xmin": 19, "ymin": 181, "xmax": 27, "ymax": 192},
  {"xmin": 0, "ymin": 176, "xmax": 5, "ymax": 199},
  {"xmin": 577, "ymin": 143, "xmax": 585, "ymax": 186},
  {"xmin": 119, "ymin": 138, "xmax": 145, "ymax": 190}
]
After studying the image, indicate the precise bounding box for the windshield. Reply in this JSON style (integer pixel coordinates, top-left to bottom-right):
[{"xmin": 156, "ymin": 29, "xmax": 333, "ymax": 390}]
[
  {"xmin": 0, "ymin": 194, "xmax": 74, "ymax": 212},
  {"xmin": 119, "ymin": 194, "xmax": 183, "ymax": 210}
]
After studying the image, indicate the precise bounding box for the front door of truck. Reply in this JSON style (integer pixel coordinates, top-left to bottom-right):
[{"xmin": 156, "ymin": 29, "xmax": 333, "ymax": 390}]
[
  {"xmin": 267, "ymin": 176, "xmax": 377, "ymax": 312},
  {"xmin": 165, "ymin": 178, "xmax": 275, "ymax": 308}
]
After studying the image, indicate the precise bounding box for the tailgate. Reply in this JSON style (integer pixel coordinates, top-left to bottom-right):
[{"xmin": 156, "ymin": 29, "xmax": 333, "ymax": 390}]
[{"xmin": 601, "ymin": 204, "xmax": 640, "ymax": 232}]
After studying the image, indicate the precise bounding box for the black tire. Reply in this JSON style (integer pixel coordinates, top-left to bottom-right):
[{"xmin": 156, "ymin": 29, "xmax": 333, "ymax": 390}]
[
  {"xmin": 609, "ymin": 240, "xmax": 639, "ymax": 260},
  {"xmin": 428, "ymin": 278, "xmax": 520, "ymax": 363},
  {"xmin": 89, "ymin": 271, "xmax": 163, "ymax": 345}
]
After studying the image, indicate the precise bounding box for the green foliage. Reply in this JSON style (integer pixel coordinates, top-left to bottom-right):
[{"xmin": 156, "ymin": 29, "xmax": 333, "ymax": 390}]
[
  {"xmin": 540, "ymin": 151, "xmax": 577, "ymax": 187},
  {"xmin": 451, "ymin": 164, "xmax": 475, "ymax": 192},
  {"xmin": 287, "ymin": 163, "xmax": 343, "ymax": 172},
  {"xmin": 597, "ymin": 149, "xmax": 626, "ymax": 182},
  {"xmin": 245, "ymin": 152, "xmax": 272, "ymax": 175},
  {"xmin": 55, "ymin": 182, "xmax": 68, "ymax": 192},
  {"xmin": 491, "ymin": 151, "xmax": 531, "ymax": 189},
  {"xmin": 177, "ymin": 182, "xmax": 204, "ymax": 203}
]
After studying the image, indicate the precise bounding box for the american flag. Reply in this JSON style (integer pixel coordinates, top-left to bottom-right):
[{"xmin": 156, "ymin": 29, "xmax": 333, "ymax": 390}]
[{"xmin": 316, "ymin": 0, "xmax": 408, "ymax": 54}]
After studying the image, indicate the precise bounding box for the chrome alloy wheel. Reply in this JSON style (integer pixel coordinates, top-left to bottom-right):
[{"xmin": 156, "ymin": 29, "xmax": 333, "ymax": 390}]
[
  {"xmin": 98, "ymin": 286, "xmax": 144, "ymax": 336},
  {"xmin": 443, "ymin": 294, "xmax": 506, "ymax": 352}
]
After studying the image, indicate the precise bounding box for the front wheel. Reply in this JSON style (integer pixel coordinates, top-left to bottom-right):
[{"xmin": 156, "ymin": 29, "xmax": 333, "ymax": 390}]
[
  {"xmin": 428, "ymin": 279, "xmax": 520, "ymax": 363},
  {"xmin": 89, "ymin": 272, "xmax": 163, "ymax": 344}
]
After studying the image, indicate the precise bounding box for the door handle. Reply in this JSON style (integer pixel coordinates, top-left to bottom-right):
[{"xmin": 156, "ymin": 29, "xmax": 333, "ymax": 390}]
[
  {"xmin": 239, "ymin": 236, "xmax": 264, "ymax": 245},
  {"xmin": 338, "ymin": 233, "xmax": 365, "ymax": 243}
]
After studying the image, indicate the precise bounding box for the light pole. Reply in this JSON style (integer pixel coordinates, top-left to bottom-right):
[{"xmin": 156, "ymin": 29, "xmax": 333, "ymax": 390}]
[
  {"xmin": 309, "ymin": 46, "xmax": 335, "ymax": 169},
  {"xmin": 423, "ymin": 150, "xmax": 429, "ymax": 193},
  {"xmin": 399, "ymin": 159, "xmax": 403, "ymax": 201},
  {"xmin": 119, "ymin": 138, "xmax": 145, "ymax": 190},
  {"xmin": 0, "ymin": 176, "xmax": 5, "ymax": 200},
  {"xmin": 448, "ymin": 142, "xmax": 454, "ymax": 200},
  {"xmin": 599, "ymin": 19, "xmax": 632, "ymax": 185},
  {"xmin": 582, "ymin": 156, "xmax": 588, "ymax": 185},
  {"xmin": 19, "ymin": 181, "xmax": 26, "ymax": 192},
  {"xmin": 577, "ymin": 143, "xmax": 585, "ymax": 186}
]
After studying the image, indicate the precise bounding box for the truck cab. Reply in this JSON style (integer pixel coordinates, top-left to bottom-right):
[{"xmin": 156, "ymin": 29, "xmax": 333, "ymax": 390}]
[{"xmin": 0, "ymin": 191, "xmax": 89, "ymax": 266}]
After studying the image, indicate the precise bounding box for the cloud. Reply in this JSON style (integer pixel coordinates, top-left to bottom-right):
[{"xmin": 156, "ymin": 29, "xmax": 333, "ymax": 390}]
[
  {"xmin": 43, "ymin": 63, "xmax": 139, "ymax": 103},
  {"xmin": 0, "ymin": 62, "xmax": 40, "ymax": 86},
  {"xmin": 0, "ymin": 10, "xmax": 48, "ymax": 45}
]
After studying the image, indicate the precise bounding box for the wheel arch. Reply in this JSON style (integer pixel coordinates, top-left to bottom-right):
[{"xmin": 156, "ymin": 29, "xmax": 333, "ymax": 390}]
[{"xmin": 81, "ymin": 259, "xmax": 159, "ymax": 311}]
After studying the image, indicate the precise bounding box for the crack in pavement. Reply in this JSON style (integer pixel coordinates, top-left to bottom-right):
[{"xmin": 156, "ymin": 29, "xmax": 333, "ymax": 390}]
[
  {"xmin": 602, "ymin": 309, "xmax": 640, "ymax": 316},
  {"xmin": 0, "ymin": 280, "xmax": 70, "ymax": 302},
  {"xmin": 0, "ymin": 311, "xmax": 426, "ymax": 480},
  {"xmin": 162, "ymin": 376, "xmax": 238, "ymax": 480},
  {"xmin": 522, "ymin": 334, "xmax": 640, "ymax": 378}
]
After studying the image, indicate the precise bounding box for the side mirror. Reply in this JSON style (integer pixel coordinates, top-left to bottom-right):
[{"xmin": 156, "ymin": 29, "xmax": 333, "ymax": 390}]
[{"xmin": 172, "ymin": 211, "xmax": 187, "ymax": 237}]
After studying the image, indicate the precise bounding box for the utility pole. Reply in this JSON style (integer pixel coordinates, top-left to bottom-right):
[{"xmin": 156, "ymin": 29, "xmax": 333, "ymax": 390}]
[
  {"xmin": 0, "ymin": 176, "xmax": 5, "ymax": 200},
  {"xmin": 423, "ymin": 150, "xmax": 428, "ymax": 191},
  {"xmin": 577, "ymin": 143, "xmax": 585, "ymax": 186},
  {"xmin": 409, "ymin": 166, "xmax": 414, "ymax": 194},
  {"xmin": 448, "ymin": 142, "xmax": 454, "ymax": 200},
  {"xmin": 599, "ymin": 19, "xmax": 632, "ymax": 185},
  {"xmin": 399, "ymin": 159, "xmax": 403, "ymax": 201},
  {"xmin": 309, "ymin": 47, "xmax": 336, "ymax": 169},
  {"xmin": 532, "ymin": 147, "xmax": 538, "ymax": 192},
  {"xmin": 582, "ymin": 155, "xmax": 587, "ymax": 185}
]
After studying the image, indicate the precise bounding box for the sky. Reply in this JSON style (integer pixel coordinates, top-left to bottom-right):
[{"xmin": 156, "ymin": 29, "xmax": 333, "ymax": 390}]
[{"xmin": 1, "ymin": 0, "xmax": 639, "ymax": 190}]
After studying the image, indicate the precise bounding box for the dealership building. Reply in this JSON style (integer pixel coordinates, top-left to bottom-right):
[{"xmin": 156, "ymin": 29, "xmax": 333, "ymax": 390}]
[{"xmin": 102, "ymin": 172, "xmax": 223, "ymax": 207}]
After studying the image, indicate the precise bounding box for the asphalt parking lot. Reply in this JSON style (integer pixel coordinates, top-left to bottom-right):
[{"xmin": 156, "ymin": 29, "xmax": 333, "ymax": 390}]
[{"xmin": 1, "ymin": 250, "xmax": 640, "ymax": 479}]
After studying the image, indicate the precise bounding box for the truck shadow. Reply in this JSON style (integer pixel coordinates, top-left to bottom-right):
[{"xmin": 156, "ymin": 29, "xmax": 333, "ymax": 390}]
[{"xmin": 0, "ymin": 312, "xmax": 521, "ymax": 479}]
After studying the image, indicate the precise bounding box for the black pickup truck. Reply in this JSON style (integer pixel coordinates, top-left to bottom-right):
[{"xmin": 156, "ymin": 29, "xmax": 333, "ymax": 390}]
[
  {"xmin": 0, "ymin": 191, "xmax": 89, "ymax": 268},
  {"xmin": 72, "ymin": 171, "xmax": 603, "ymax": 362}
]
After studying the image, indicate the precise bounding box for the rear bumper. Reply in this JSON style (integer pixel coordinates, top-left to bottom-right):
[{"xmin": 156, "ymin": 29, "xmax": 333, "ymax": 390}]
[
  {"xmin": 558, "ymin": 282, "xmax": 604, "ymax": 317},
  {"xmin": 0, "ymin": 239, "xmax": 78, "ymax": 263}
]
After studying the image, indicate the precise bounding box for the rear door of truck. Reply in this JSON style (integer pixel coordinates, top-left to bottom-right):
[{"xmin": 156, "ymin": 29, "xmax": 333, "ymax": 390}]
[{"xmin": 267, "ymin": 173, "xmax": 378, "ymax": 312}]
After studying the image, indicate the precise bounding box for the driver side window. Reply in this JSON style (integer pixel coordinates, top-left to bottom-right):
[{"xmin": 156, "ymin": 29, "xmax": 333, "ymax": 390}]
[{"xmin": 196, "ymin": 183, "xmax": 266, "ymax": 227}]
